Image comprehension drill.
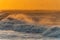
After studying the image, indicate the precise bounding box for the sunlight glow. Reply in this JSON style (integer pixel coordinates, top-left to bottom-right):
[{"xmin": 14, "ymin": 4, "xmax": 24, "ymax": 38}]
[{"xmin": 0, "ymin": 0, "xmax": 60, "ymax": 10}]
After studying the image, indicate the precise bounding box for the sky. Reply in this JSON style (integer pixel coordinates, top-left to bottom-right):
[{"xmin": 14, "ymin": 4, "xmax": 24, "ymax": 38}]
[{"xmin": 0, "ymin": 0, "xmax": 60, "ymax": 10}]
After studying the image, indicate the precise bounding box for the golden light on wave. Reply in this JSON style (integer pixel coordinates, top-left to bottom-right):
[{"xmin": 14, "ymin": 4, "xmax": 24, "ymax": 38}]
[
  {"xmin": 1, "ymin": 12, "xmax": 60, "ymax": 26},
  {"xmin": 9, "ymin": 14, "xmax": 35, "ymax": 24},
  {"xmin": 1, "ymin": 13, "xmax": 58, "ymax": 26},
  {"xmin": 0, "ymin": 0, "xmax": 60, "ymax": 10}
]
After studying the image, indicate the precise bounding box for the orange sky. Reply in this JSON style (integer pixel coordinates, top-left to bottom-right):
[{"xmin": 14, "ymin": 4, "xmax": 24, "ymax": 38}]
[{"xmin": 0, "ymin": 0, "xmax": 60, "ymax": 10}]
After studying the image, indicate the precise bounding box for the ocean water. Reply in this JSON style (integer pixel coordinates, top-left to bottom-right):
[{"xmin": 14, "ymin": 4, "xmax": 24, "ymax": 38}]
[
  {"xmin": 0, "ymin": 30, "xmax": 60, "ymax": 40},
  {"xmin": 0, "ymin": 20, "xmax": 60, "ymax": 40},
  {"xmin": 0, "ymin": 10, "xmax": 60, "ymax": 40},
  {"xmin": 0, "ymin": 30, "xmax": 42, "ymax": 40}
]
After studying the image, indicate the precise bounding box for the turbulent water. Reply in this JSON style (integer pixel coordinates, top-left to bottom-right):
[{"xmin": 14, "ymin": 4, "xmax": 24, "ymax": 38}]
[{"xmin": 0, "ymin": 10, "xmax": 60, "ymax": 40}]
